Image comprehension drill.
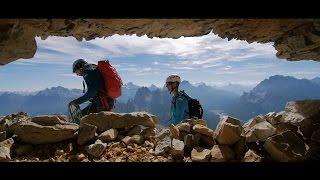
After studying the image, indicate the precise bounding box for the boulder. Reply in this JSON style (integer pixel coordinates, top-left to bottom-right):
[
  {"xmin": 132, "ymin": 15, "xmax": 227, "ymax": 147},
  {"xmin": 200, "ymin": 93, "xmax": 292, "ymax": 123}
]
[
  {"xmin": 184, "ymin": 134, "xmax": 195, "ymax": 155},
  {"xmin": 121, "ymin": 136, "xmax": 132, "ymax": 145},
  {"xmin": 193, "ymin": 124, "xmax": 214, "ymax": 137},
  {"xmin": 264, "ymin": 130, "xmax": 307, "ymax": 162},
  {"xmin": 183, "ymin": 119, "xmax": 207, "ymax": 127},
  {"xmin": 131, "ymin": 135, "xmax": 145, "ymax": 145},
  {"xmin": 14, "ymin": 144, "xmax": 33, "ymax": 156},
  {"xmin": 80, "ymin": 112, "xmax": 157, "ymax": 133},
  {"xmin": 210, "ymin": 145, "xmax": 235, "ymax": 162},
  {"xmin": 0, "ymin": 131, "xmax": 6, "ymax": 142},
  {"xmin": 141, "ymin": 128, "xmax": 156, "ymax": 139},
  {"xmin": 0, "ymin": 138, "xmax": 14, "ymax": 162},
  {"xmin": 265, "ymin": 111, "xmax": 285, "ymax": 125},
  {"xmin": 232, "ymin": 136, "xmax": 248, "ymax": 159},
  {"xmin": 274, "ymin": 123, "xmax": 300, "ymax": 136},
  {"xmin": 242, "ymin": 149, "xmax": 263, "ymax": 162},
  {"xmin": 8, "ymin": 120, "xmax": 78, "ymax": 145},
  {"xmin": 215, "ymin": 116, "xmax": 243, "ymax": 145},
  {"xmin": 98, "ymin": 129, "xmax": 118, "ymax": 142},
  {"xmin": 245, "ymin": 121, "xmax": 276, "ymax": 143},
  {"xmin": 171, "ymin": 138, "xmax": 184, "ymax": 158},
  {"xmin": 169, "ymin": 124, "xmax": 180, "ymax": 139},
  {"xmin": 243, "ymin": 115, "xmax": 266, "ymax": 132},
  {"xmin": 77, "ymin": 123, "xmax": 97, "ymax": 145},
  {"xmin": 155, "ymin": 135, "xmax": 172, "ymax": 156},
  {"xmin": 307, "ymin": 129, "xmax": 320, "ymax": 160},
  {"xmin": 69, "ymin": 153, "xmax": 87, "ymax": 162},
  {"xmin": 30, "ymin": 115, "xmax": 70, "ymax": 126},
  {"xmin": 127, "ymin": 125, "xmax": 142, "ymax": 136},
  {"xmin": 177, "ymin": 123, "xmax": 191, "ymax": 133},
  {"xmin": 0, "ymin": 112, "xmax": 29, "ymax": 131},
  {"xmin": 311, "ymin": 129, "xmax": 320, "ymax": 144},
  {"xmin": 282, "ymin": 100, "xmax": 320, "ymax": 138},
  {"xmin": 191, "ymin": 147, "xmax": 211, "ymax": 162},
  {"xmin": 86, "ymin": 139, "xmax": 107, "ymax": 158},
  {"xmin": 194, "ymin": 133, "xmax": 215, "ymax": 148},
  {"xmin": 155, "ymin": 129, "xmax": 171, "ymax": 140}
]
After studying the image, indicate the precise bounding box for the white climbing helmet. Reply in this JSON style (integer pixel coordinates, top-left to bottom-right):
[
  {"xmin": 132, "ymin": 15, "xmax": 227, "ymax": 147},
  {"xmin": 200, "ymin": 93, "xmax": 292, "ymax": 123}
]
[{"xmin": 166, "ymin": 74, "xmax": 181, "ymax": 83}]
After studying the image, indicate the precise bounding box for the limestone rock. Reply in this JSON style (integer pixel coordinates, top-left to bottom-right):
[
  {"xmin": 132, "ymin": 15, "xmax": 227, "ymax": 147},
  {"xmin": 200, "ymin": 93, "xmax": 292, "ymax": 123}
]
[
  {"xmin": 121, "ymin": 135, "xmax": 145, "ymax": 146},
  {"xmin": 131, "ymin": 135, "xmax": 145, "ymax": 145},
  {"xmin": 121, "ymin": 136, "xmax": 133, "ymax": 145},
  {"xmin": 265, "ymin": 111, "xmax": 285, "ymax": 125},
  {"xmin": 155, "ymin": 135, "xmax": 172, "ymax": 156},
  {"xmin": 8, "ymin": 120, "xmax": 78, "ymax": 145},
  {"xmin": 80, "ymin": 112, "xmax": 157, "ymax": 133},
  {"xmin": 171, "ymin": 138, "xmax": 184, "ymax": 158},
  {"xmin": 192, "ymin": 124, "xmax": 214, "ymax": 137},
  {"xmin": 177, "ymin": 123, "xmax": 191, "ymax": 133},
  {"xmin": 30, "ymin": 115, "xmax": 70, "ymax": 126},
  {"xmin": 264, "ymin": 130, "xmax": 307, "ymax": 162},
  {"xmin": 77, "ymin": 123, "xmax": 97, "ymax": 145},
  {"xmin": 86, "ymin": 139, "xmax": 107, "ymax": 158},
  {"xmin": 215, "ymin": 116, "xmax": 243, "ymax": 145},
  {"xmin": 242, "ymin": 149, "xmax": 263, "ymax": 162},
  {"xmin": 0, "ymin": 131, "xmax": 6, "ymax": 142},
  {"xmin": 184, "ymin": 134, "xmax": 195, "ymax": 155},
  {"xmin": 183, "ymin": 119, "xmax": 207, "ymax": 127},
  {"xmin": 141, "ymin": 128, "xmax": 156, "ymax": 139},
  {"xmin": 282, "ymin": 100, "xmax": 320, "ymax": 138},
  {"xmin": 14, "ymin": 144, "xmax": 33, "ymax": 156},
  {"xmin": 191, "ymin": 147, "xmax": 211, "ymax": 162},
  {"xmin": 0, "ymin": 112, "xmax": 29, "ymax": 131},
  {"xmin": 194, "ymin": 133, "xmax": 215, "ymax": 148},
  {"xmin": 243, "ymin": 115, "xmax": 266, "ymax": 132},
  {"xmin": 98, "ymin": 129, "xmax": 118, "ymax": 142},
  {"xmin": 245, "ymin": 121, "xmax": 276, "ymax": 142},
  {"xmin": 127, "ymin": 125, "xmax": 141, "ymax": 136},
  {"xmin": 0, "ymin": 138, "xmax": 14, "ymax": 162},
  {"xmin": 1, "ymin": 19, "xmax": 320, "ymax": 65},
  {"xmin": 169, "ymin": 124, "xmax": 180, "ymax": 139},
  {"xmin": 69, "ymin": 153, "xmax": 87, "ymax": 162},
  {"xmin": 155, "ymin": 129, "xmax": 171, "ymax": 140},
  {"xmin": 274, "ymin": 123, "xmax": 300, "ymax": 136},
  {"xmin": 311, "ymin": 129, "xmax": 320, "ymax": 144},
  {"xmin": 232, "ymin": 136, "xmax": 248, "ymax": 159},
  {"xmin": 210, "ymin": 145, "xmax": 235, "ymax": 162}
]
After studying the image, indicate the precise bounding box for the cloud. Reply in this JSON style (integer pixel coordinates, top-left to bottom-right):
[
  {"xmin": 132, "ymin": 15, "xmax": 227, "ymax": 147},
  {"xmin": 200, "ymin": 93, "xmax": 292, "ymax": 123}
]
[{"xmin": 17, "ymin": 32, "xmax": 276, "ymax": 69}]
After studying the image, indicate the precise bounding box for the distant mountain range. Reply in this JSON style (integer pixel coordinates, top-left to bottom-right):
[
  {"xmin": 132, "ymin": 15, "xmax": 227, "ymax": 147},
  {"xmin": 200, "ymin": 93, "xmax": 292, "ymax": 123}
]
[
  {"xmin": 1, "ymin": 75, "xmax": 320, "ymax": 129},
  {"xmin": 0, "ymin": 86, "xmax": 82, "ymax": 115},
  {"xmin": 225, "ymin": 75, "xmax": 320, "ymax": 120}
]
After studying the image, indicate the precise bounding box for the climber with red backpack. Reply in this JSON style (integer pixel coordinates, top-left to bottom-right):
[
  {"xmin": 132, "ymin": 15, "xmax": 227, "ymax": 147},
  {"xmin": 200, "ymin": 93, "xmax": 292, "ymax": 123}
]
[{"xmin": 68, "ymin": 59, "xmax": 122, "ymax": 123}]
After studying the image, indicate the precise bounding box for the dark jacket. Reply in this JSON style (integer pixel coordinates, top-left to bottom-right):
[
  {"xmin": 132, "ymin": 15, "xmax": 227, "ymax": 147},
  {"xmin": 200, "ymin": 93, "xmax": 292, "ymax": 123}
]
[{"xmin": 74, "ymin": 64, "xmax": 104, "ymax": 106}]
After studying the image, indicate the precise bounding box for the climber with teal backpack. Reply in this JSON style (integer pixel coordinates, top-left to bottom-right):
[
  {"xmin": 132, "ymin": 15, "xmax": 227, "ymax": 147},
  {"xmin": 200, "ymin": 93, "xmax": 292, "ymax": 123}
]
[
  {"xmin": 68, "ymin": 58, "xmax": 123, "ymax": 124},
  {"xmin": 165, "ymin": 74, "xmax": 203, "ymax": 125}
]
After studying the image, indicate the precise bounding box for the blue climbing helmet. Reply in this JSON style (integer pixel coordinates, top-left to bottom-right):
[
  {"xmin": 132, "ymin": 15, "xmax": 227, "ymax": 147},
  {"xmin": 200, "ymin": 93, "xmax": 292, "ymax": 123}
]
[{"xmin": 72, "ymin": 59, "xmax": 88, "ymax": 73}]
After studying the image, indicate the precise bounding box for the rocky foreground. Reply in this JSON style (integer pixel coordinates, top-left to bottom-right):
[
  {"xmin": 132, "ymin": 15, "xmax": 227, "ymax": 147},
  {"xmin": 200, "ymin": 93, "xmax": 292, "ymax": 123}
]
[{"xmin": 0, "ymin": 100, "xmax": 319, "ymax": 162}]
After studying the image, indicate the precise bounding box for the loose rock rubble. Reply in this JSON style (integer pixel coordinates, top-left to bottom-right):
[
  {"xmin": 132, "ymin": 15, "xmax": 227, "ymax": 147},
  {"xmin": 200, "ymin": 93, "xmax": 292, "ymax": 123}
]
[{"xmin": 0, "ymin": 100, "xmax": 319, "ymax": 162}]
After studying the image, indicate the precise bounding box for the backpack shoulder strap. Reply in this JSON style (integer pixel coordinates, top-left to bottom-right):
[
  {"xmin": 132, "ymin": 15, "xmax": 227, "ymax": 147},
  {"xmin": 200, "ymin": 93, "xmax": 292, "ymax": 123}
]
[{"xmin": 179, "ymin": 90, "xmax": 191, "ymax": 101}]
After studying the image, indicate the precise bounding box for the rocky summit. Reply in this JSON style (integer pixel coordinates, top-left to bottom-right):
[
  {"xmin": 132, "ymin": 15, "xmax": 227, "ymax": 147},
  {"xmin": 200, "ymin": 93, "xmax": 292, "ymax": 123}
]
[{"xmin": 0, "ymin": 100, "xmax": 319, "ymax": 162}]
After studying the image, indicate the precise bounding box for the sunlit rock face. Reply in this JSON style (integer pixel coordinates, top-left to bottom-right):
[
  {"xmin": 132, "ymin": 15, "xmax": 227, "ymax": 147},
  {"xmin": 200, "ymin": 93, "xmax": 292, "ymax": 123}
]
[{"xmin": 0, "ymin": 19, "xmax": 320, "ymax": 65}]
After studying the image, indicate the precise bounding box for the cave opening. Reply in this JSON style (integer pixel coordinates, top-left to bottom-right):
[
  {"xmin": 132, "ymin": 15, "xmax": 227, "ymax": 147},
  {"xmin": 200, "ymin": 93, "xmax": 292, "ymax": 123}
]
[{"xmin": 1, "ymin": 30, "xmax": 320, "ymax": 129}]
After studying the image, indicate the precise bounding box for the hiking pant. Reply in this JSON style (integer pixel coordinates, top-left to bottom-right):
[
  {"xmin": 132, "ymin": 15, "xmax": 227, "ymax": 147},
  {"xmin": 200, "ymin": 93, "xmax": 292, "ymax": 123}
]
[
  {"xmin": 81, "ymin": 103, "xmax": 103, "ymax": 116},
  {"xmin": 81, "ymin": 98, "xmax": 115, "ymax": 117}
]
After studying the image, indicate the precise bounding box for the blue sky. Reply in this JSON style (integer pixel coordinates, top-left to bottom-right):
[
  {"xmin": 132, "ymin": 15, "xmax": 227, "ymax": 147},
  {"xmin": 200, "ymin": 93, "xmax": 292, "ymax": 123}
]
[{"xmin": 0, "ymin": 32, "xmax": 320, "ymax": 92}]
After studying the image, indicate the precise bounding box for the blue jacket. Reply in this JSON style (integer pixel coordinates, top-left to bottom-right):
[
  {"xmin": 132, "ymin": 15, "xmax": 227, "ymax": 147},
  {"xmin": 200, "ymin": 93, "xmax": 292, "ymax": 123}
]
[
  {"xmin": 170, "ymin": 91, "xmax": 190, "ymax": 125},
  {"xmin": 74, "ymin": 64, "xmax": 104, "ymax": 106}
]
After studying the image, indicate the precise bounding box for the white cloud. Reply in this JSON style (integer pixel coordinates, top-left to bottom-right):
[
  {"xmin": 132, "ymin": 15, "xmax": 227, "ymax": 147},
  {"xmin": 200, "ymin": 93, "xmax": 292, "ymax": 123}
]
[{"xmin": 18, "ymin": 32, "xmax": 276, "ymax": 69}]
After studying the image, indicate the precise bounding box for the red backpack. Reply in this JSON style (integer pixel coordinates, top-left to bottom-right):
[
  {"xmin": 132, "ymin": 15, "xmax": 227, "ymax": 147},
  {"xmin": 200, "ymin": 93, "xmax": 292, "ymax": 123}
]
[{"xmin": 96, "ymin": 60, "xmax": 123, "ymax": 110}]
